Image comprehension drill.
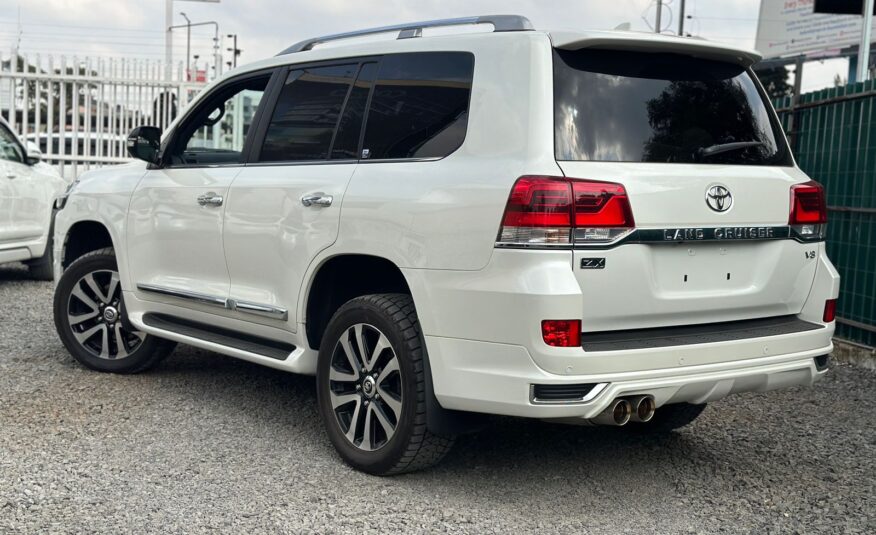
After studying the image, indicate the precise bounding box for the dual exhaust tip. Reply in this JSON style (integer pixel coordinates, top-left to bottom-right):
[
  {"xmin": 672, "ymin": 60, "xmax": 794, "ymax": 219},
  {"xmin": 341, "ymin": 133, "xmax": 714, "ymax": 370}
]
[{"xmin": 590, "ymin": 395, "xmax": 656, "ymax": 426}]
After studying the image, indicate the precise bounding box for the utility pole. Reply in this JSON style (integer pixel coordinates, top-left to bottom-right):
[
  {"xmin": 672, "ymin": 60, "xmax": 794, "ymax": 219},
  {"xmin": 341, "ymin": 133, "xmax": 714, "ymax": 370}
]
[
  {"xmin": 227, "ymin": 34, "xmax": 241, "ymax": 69},
  {"xmin": 655, "ymin": 0, "xmax": 663, "ymax": 34},
  {"xmin": 180, "ymin": 12, "xmax": 192, "ymax": 81},
  {"xmin": 860, "ymin": 0, "xmax": 875, "ymax": 81},
  {"xmin": 678, "ymin": 0, "xmax": 686, "ymax": 36}
]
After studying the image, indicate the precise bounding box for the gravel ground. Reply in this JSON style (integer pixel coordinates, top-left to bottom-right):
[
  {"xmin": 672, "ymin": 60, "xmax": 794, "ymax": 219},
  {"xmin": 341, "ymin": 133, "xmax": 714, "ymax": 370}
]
[{"xmin": 1, "ymin": 263, "xmax": 874, "ymax": 534}]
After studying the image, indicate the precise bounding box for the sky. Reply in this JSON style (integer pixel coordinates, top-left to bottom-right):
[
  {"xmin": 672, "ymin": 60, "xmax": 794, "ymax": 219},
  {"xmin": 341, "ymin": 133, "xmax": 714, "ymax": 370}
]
[{"xmin": 0, "ymin": 0, "xmax": 849, "ymax": 92}]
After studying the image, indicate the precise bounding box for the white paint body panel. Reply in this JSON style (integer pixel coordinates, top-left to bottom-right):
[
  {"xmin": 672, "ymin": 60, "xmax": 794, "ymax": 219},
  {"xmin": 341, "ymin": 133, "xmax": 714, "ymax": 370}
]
[
  {"xmin": 53, "ymin": 29, "xmax": 841, "ymax": 419},
  {"xmin": 0, "ymin": 147, "xmax": 67, "ymax": 263}
]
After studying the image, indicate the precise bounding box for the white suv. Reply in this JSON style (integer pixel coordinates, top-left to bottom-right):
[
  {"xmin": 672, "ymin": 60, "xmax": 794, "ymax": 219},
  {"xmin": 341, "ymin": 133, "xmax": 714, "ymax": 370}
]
[
  {"xmin": 0, "ymin": 117, "xmax": 67, "ymax": 279},
  {"xmin": 52, "ymin": 16, "xmax": 840, "ymax": 475}
]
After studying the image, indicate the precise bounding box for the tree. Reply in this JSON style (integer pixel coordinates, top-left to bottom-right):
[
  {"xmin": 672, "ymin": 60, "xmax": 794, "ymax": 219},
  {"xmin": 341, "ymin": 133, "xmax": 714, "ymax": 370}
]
[{"xmin": 755, "ymin": 66, "xmax": 793, "ymax": 99}]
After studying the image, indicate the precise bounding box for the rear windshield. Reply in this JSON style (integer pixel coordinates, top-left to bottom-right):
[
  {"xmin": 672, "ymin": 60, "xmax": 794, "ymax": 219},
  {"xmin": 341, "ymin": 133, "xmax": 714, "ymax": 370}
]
[{"xmin": 553, "ymin": 49, "xmax": 791, "ymax": 166}]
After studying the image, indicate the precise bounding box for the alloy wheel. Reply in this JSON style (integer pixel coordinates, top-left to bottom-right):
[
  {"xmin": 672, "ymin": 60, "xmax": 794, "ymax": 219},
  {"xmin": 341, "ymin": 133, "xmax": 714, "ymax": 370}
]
[
  {"xmin": 328, "ymin": 323, "xmax": 403, "ymax": 451},
  {"xmin": 66, "ymin": 269, "xmax": 144, "ymax": 359}
]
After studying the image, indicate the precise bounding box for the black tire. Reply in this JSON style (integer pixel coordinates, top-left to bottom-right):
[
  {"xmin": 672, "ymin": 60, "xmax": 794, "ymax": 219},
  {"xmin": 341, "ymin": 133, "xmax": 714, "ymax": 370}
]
[
  {"xmin": 53, "ymin": 247, "xmax": 176, "ymax": 374},
  {"xmin": 316, "ymin": 293, "xmax": 454, "ymax": 475},
  {"xmin": 634, "ymin": 402, "xmax": 707, "ymax": 433},
  {"xmin": 27, "ymin": 225, "xmax": 55, "ymax": 281}
]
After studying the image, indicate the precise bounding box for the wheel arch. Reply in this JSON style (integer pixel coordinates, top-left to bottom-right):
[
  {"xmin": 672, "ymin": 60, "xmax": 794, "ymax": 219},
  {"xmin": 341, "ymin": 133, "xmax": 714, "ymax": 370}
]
[
  {"xmin": 61, "ymin": 219, "xmax": 115, "ymax": 269},
  {"xmin": 303, "ymin": 253, "xmax": 412, "ymax": 351},
  {"xmin": 303, "ymin": 253, "xmax": 485, "ymax": 436}
]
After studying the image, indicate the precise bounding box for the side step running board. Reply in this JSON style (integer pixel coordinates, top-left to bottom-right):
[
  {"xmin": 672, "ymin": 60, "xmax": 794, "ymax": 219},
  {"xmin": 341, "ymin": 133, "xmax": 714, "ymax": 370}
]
[{"xmin": 142, "ymin": 313, "xmax": 296, "ymax": 361}]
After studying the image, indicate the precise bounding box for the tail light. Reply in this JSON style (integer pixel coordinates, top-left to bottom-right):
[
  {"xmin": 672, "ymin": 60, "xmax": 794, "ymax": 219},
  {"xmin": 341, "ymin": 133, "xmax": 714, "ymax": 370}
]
[
  {"xmin": 497, "ymin": 176, "xmax": 635, "ymax": 247},
  {"xmin": 790, "ymin": 181, "xmax": 827, "ymax": 241},
  {"xmin": 823, "ymin": 299, "xmax": 837, "ymax": 323},
  {"xmin": 542, "ymin": 320, "xmax": 581, "ymax": 347}
]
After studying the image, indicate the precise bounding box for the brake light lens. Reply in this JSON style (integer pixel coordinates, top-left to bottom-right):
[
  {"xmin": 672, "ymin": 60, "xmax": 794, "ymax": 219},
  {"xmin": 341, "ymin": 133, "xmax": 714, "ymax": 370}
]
[
  {"xmin": 790, "ymin": 181, "xmax": 827, "ymax": 241},
  {"xmin": 542, "ymin": 320, "xmax": 582, "ymax": 347},
  {"xmin": 497, "ymin": 176, "xmax": 635, "ymax": 246},
  {"xmin": 823, "ymin": 299, "xmax": 837, "ymax": 323}
]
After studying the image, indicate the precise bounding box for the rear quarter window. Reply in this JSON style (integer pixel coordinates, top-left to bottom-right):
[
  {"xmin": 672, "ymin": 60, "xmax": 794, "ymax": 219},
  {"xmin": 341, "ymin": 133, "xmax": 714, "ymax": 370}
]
[
  {"xmin": 553, "ymin": 49, "xmax": 792, "ymax": 166},
  {"xmin": 361, "ymin": 52, "xmax": 474, "ymax": 160}
]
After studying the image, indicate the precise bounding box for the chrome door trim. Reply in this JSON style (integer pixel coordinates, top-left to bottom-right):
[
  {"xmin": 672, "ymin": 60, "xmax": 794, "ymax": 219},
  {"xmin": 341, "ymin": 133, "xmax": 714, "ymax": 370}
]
[
  {"xmin": 137, "ymin": 284, "xmax": 288, "ymax": 321},
  {"xmin": 229, "ymin": 299, "xmax": 288, "ymax": 321},
  {"xmin": 137, "ymin": 284, "xmax": 228, "ymax": 308}
]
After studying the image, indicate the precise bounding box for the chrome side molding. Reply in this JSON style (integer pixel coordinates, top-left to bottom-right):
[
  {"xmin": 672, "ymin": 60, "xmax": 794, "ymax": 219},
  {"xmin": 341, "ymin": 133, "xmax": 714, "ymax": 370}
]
[
  {"xmin": 228, "ymin": 299, "xmax": 288, "ymax": 321},
  {"xmin": 136, "ymin": 284, "xmax": 227, "ymax": 308},
  {"xmin": 137, "ymin": 284, "xmax": 288, "ymax": 321}
]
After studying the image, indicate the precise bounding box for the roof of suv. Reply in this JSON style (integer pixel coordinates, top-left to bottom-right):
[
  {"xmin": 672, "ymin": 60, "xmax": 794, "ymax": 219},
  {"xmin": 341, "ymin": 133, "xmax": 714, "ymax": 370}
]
[{"xmin": 228, "ymin": 15, "xmax": 761, "ymax": 77}]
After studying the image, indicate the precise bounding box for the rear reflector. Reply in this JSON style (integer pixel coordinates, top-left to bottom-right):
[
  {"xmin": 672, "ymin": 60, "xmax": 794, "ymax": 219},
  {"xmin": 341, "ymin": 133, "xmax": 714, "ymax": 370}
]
[
  {"xmin": 541, "ymin": 320, "xmax": 582, "ymax": 347},
  {"xmin": 498, "ymin": 176, "xmax": 634, "ymax": 247},
  {"xmin": 823, "ymin": 299, "xmax": 837, "ymax": 323}
]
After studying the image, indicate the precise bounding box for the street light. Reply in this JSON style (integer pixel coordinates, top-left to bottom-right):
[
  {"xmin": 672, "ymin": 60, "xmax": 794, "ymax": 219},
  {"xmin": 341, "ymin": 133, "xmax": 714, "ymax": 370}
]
[
  {"xmin": 180, "ymin": 12, "xmax": 191, "ymax": 81},
  {"xmin": 165, "ymin": 0, "xmax": 220, "ymax": 80}
]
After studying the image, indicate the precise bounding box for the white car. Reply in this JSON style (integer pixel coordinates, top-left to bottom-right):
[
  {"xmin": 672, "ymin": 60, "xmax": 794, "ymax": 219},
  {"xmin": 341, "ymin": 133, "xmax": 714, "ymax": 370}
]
[
  {"xmin": 51, "ymin": 16, "xmax": 840, "ymax": 475},
  {"xmin": 0, "ymin": 117, "xmax": 67, "ymax": 279}
]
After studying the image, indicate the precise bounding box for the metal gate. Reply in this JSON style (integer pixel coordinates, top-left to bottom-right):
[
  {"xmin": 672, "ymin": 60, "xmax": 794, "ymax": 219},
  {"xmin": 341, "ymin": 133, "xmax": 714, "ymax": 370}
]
[
  {"xmin": 775, "ymin": 81, "xmax": 876, "ymax": 347},
  {"xmin": 0, "ymin": 50, "xmax": 206, "ymax": 179}
]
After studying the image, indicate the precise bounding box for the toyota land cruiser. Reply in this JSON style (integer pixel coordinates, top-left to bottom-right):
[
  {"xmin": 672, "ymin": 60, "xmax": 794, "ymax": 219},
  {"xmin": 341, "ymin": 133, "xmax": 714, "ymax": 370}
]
[{"xmin": 51, "ymin": 15, "xmax": 839, "ymax": 475}]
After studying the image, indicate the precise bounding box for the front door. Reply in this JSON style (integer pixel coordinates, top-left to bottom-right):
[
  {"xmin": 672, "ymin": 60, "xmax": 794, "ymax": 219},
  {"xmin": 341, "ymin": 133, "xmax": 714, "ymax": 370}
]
[
  {"xmin": 128, "ymin": 70, "xmax": 274, "ymax": 307},
  {"xmin": 223, "ymin": 61, "xmax": 377, "ymax": 329}
]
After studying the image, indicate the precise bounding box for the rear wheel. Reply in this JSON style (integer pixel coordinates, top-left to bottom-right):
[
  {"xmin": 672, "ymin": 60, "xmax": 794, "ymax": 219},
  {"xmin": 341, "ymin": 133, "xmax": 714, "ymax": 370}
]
[
  {"xmin": 633, "ymin": 402, "xmax": 707, "ymax": 433},
  {"xmin": 53, "ymin": 248, "xmax": 176, "ymax": 373},
  {"xmin": 316, "ymin": 293, "xmax": 454, "ymax": 475}
]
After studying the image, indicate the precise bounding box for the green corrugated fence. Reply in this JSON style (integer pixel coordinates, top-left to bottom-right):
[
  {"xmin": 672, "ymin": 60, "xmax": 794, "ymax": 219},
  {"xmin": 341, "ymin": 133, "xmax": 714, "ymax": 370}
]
[{"xmin": 775, "ymin": 81, "xmax": 876, "ymax": 347}]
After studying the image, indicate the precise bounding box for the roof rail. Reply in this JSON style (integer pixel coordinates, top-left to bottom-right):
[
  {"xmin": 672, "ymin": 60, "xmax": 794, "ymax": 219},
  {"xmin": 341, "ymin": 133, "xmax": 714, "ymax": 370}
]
[{"xmin": 277, "ymin": 15, "xmax": 534, "ymax": 55}]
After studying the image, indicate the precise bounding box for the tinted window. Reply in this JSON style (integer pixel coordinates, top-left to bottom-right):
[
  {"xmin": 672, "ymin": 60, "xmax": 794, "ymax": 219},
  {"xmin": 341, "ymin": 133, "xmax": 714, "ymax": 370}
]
[
  {"xmin": 260, "ymin": 64, "xmax": 356, "ymax": 162},
  {"xmin": 172, "ymin": 76, "xmax": 268, "ymax": 166},
  {"xmin": 331, "ymin": 62, "xmax": 377, "ymax": 160},
  {"xmin": 362, "ymin": 52, "xmax": 474, "ymax": 160},
  {"xmin": 554, "ymin": 49, "xmax": 791, "ymax": 165}
]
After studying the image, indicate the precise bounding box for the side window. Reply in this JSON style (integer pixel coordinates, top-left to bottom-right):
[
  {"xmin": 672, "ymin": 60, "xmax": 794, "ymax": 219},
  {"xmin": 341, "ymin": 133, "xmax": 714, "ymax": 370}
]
[
  {"xmin": 171, "ymin": 75, "xmax": 269, "ymax": 166},
  {"xmin": 0, "ymin": 125, "xmax": 24, "ymax": 164},
  {"xmin": 259, "ymin": 64, "xmax": 357, "ymax": 162},
  {"xmin": 331, "ymin": 62, "xmax": 377, "ymax": 160},
  {"xmin": 361, "ymin": 52, "xmax": 474, "ymax": 160}
]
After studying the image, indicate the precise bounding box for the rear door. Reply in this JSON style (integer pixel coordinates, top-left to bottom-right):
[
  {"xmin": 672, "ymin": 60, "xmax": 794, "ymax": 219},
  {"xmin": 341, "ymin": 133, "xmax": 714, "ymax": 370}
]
[
  {"xmin": 552, "ymin": 48, "xmax": 818, "ymax": 331},
  {"xmin": 222, "ymin": 61, "xmax": 376, "ymax": 329}
]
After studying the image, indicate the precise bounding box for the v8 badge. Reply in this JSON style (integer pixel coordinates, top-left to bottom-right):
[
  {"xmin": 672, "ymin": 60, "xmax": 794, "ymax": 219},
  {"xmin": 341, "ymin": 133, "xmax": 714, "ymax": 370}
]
[{"xmin": 580, "ymin": 258, "xmax": 606, "ymax": 269}]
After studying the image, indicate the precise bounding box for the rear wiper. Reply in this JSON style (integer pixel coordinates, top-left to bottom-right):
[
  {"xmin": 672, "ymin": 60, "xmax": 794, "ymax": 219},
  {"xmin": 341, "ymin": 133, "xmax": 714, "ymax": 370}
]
[{"xmin": 697, "ymin": 141, "xmax": 764, "ymax": 158}]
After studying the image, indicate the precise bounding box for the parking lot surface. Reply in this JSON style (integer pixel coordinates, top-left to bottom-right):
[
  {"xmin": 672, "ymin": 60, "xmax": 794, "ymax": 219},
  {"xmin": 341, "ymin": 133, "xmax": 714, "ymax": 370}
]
[{"xmin": 1, "ymin": 264, "xmax": 874, "ymax": 534}]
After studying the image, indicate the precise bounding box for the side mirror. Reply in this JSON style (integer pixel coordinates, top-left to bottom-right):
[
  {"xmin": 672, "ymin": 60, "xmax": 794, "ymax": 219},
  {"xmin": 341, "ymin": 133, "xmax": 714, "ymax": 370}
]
[
  {"xmin": 126, "ymin": 126, "xmax": 162, "ymax": 165},
  {"xmin": 25, "ymin": 141, "xmax": 43, "ymax": 165}
]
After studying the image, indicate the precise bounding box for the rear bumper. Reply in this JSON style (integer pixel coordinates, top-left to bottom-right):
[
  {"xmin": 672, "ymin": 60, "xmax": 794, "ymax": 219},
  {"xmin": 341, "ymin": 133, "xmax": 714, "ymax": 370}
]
[
  {"xmin": 404, "ymin": 245, "xmax": 840, "ymax": 419},
  {"xmin": 426, "ymin": 334, "xmax": 832, "ymax": 419}
]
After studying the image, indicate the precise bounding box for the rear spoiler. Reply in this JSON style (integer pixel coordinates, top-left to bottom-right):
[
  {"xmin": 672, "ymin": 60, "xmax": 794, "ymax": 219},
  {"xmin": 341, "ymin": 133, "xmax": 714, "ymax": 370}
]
[{"xmin": 549, "ymin": 31, "xmax": 762, "ymax": 68}]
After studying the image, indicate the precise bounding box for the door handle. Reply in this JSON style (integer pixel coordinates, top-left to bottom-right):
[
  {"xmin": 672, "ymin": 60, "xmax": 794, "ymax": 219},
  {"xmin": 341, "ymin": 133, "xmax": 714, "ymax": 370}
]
[
  {"xmin": 197, "ymin": 192, "xmax": 224, "ymax": 207},
  {"xmin": 300, "ymin": 193, "xmax": 333, "ymax": 207},
  {"xmin": 5, "ymin": 172, "xmax": 15, "ymax": 179}
]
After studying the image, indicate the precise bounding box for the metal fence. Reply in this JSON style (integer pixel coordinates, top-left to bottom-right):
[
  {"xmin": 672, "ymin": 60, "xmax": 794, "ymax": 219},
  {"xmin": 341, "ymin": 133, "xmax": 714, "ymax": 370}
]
[
  {"xmin": 0, "ymin": 51, "xmax": 206, "ymax": 179},
  {"xmin": 775, "ymin": 81, "xmax": 876, "ymax": 347}
]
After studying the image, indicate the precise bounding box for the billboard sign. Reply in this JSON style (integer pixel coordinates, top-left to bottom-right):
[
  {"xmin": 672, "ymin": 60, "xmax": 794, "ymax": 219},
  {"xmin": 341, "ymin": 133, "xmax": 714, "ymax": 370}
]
[{"xmin": 755, "ymin": 0, "xmax": 875, "ymax": 58}]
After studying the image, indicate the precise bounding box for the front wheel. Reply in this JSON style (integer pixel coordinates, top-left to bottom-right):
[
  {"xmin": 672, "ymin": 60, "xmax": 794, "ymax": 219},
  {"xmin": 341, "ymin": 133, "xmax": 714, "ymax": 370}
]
[
  {"xmin": 53, "ymin": 247, "xmax": 176, "ymax": 373},
  {"xmin": 316, "ymin": 294, "xmax": 454, "ymax": 475}
]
